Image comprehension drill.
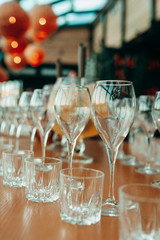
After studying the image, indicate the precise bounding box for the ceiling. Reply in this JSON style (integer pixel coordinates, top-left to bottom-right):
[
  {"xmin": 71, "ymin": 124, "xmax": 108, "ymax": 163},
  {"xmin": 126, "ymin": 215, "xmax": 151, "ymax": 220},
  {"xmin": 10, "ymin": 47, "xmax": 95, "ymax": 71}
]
[{"xmin": 0, "ymin": 0, "xmax": 108, "ymax": 27}]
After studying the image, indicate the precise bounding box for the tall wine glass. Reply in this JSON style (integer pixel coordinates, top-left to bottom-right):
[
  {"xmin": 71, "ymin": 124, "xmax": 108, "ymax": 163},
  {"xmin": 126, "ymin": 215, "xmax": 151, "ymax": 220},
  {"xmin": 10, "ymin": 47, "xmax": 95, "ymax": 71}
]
[
  {"xmin": 52, "ymin": 77, "xmax": 98, "ymax": 163},
  {"xmin": 91, "ymin": 80, "xmax": 136, "ymax": 217},
  {"xmin": 19, "ymin": 91, "xmax": 37, "ymax": 151},
  {"xmin": 30, "ymin": 88, "xmax": 55, "ymax": 159},
  {"xmin": 0, "ymin": 96, "xmax": 10, "ymax": 139},
  {"xmin": 136, "ymin": 95, "xmax": 160, "ymax": 174},
  {"xmin": 152, "ymin": 91, "xmax": 160, "ymax": 131},
  {"xmin": 54, "ymin": 85, "xmax": 91, "ymax": 168},
  {"xmin": 151, "ymin": 91, "xmax": 160, "ymax": 187},
  {"xmin": 121, "ymin": 102, "xmax": 143, "ymax": 166},
  {"xmin": 6, "ymin": 95, "xmax": 23, "ymax": 149}
]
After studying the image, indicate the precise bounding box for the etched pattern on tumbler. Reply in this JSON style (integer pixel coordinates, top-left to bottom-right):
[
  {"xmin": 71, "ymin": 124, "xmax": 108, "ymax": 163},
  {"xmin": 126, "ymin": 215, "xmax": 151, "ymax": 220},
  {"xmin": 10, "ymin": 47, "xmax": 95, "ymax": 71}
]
[
  {"xmin": 3, "ymin": 150, "xmax": 33, "ymax": 187},
  {"xmin": 25, "ymin": 157, "xmax": 62, "ymax": 203},
  {"xmin": 119, "ymin": 184, "xmax": 160, "ymax": 240},
  {"xmin": 60, "ymin": 168, "xmax": 104, "ymax": 225}
]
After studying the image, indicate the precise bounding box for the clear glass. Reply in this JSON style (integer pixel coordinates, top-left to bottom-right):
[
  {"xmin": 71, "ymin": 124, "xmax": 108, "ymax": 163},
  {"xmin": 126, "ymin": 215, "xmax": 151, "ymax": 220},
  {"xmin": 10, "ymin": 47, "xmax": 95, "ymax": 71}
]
[
  {"xmin": 19, "ymin": 91, "xmax": 37, "ymax": 151},
  {"xmin": 91, "ymin": 80, "xmax": 136, "ymax": 217},
  {"xmin": 121, "ymin": 114, "xmax": 143, "ymax": 166},
  {"xmin": 30, "ymin": 88, "xmax": 56, "ymax": 160},
  {"xmin": 152, "ymin": 91, "xmax": 160, "ymax": 131},
  {"xmin": 60, "ymin": 167, "xmax": 104, "ymax": 225},
  {"xmin": 54, "ymin": 85, "xmax": 91, "ymax": 168},
  {"xmin": 3, "ymin": 149, "xmax": 33, "ymax": 187},
  {"xmin": 119, "ymin": 184, "xmax": 160, "ymax": 240},
  {"xmin": 0, "ymin": 144, "xmax": 13, "ymax": 176},
  {"xmin": 25, "ymin": 157, "xmax": 62, "ymax": 202},
  {"xmin": 0, "ymin": 96, "xmax": 10, "ymax": 139},
  {"xmin": 151, "ymin": 91, "xmax": 160, "ymax": 187},
  {"xmin": 5, "ymin": 95, "xmax": 23, "ymax": 149},
  {"xmin": 50, "ymin": 76, "xmax": 97, "ymax": 164},
  {"xmin": 0, "ymin": 97, "xmax": 7, "ymax": 141},
  {"xmin": 136, "ymin": 95, "xmax": 160, "ymax": 174}
]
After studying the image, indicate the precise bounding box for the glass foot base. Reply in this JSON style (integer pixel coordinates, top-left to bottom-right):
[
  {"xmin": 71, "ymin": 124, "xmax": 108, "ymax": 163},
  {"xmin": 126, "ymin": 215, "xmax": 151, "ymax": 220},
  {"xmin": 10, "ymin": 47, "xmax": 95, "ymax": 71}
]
[
  {"xmin": 151, "ymin": 180, "xmax": 160, "ymax": 188},
  {"xmin": 135, "ymin": 166, "xmax": 160, "ymax": 175},
  {"xmin": 118, "ymin": 154, "xmax": 143, "ymax": 166},
  {"xmin": 121, "ymin": 156, "xmax": 143, "ymax": 166},
  {"xmin": 60, "ymin": 152, "xmax": 93, "ymax": 164},
  {"xmin": 101, "ymin": 199, "xmax": 119, "ymax": 217}
]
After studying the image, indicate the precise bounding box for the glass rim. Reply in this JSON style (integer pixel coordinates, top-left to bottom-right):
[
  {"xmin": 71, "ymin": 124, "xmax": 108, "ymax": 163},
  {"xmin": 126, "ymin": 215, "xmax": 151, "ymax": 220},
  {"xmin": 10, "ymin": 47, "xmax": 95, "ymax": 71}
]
[
  {"xmin": 0, "ymin": 144, "xmax": 14, "ymax": 149},
  {"xmin": 26, "ymin": 156, "xmax": 62, "ymax": 165},
  {"xmin": 60, "ymin": 167, "xmax": 104, "ymax": 179},
  {"xmin": 3, "ymin": 149, "xmax": 34, "ymax": 156},
  {"xmin": 59, "ymin": 84, "xmax": 90, "ymax": 91},
  {"xmin": 96, "ymin": 80, "xmax": 133, "ymax": 86},
  {"xmin": 119, "ymin": 183, "xmax": 160, "ymax": 202}
]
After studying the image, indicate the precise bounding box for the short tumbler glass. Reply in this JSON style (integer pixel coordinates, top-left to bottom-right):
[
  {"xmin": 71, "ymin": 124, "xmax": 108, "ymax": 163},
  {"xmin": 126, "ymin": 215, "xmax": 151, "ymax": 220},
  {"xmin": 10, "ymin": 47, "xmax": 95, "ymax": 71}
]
[
  {"xmin": 3, "ymin": 149, "xmax": 33, "ymax": 187},
  {"xmin": 0, "ymin": 144, "xmax": 14, "ymax": 176},
  {"xmin": 60, "ymin": 167, "xmax": 104, "ymax": 225},
  {"xmin": 119, "ymin": 184, "xmax": 160, "ymax": 240},
  {"xmin": 25, "ymin": 157, "xmax": 62, "ymax": 203}
]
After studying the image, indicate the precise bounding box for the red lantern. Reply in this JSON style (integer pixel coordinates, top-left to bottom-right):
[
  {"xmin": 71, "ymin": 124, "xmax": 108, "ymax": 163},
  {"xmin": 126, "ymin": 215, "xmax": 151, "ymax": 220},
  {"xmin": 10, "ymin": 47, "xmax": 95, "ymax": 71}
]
[
  {"xmin": 4, "ymin": 53, "xmax": 27, "ymax": 72},
  {"xmin": 1, "ymin": 37, "xmax": 29, "ymax": 55},
  {"xmin": 27, "ymin": 5, "xmax": 57, "ymax": 42},
  {"xmin": 24, "ymin": 44, "xmax": 45, "ymax": 67},
  {"xmin": 0, "ymin": 2, "xmax": 30, "ymax": 38},
  {"xmin": 0, "ymin": 66, "xmax": 9, "ymax": 82}
]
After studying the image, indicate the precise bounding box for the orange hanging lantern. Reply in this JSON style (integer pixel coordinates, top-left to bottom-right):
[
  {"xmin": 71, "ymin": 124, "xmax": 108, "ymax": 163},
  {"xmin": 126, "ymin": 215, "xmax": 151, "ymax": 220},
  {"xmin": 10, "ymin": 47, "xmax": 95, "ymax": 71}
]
[
  {"xmin": 4, "ymin": 53, "xmax": 27, "ymax": 72},
  {"xmin": 1, "ymin": 37, "xmax": 29, "ymax": 55},
  {"xmin": 0, "ymin": 65, "xmax": 9, "ymax": 82},
  {"xmin": 24, "ymin": 44, "xmax": 45, "ymax": 67},
  {"xmin": 0, "ymin": 2, "xmax": 30, "ymax": 38},
  {"xmin": 27, "ymin": 5, "xmax": 57, "ymax": 42}
]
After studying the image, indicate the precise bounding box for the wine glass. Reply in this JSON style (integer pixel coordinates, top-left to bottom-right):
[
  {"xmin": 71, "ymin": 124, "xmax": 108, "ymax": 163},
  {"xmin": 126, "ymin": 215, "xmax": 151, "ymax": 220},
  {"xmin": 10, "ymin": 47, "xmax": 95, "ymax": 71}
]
[
  {"xmin": 91, "ymin": 80, "xmax": 136, "ymax": 217},
  {"xmin": 121, "ymin": 105, "xmax": 143, "ymax": 166},
  {"xmin": 19, "ymin": 91, "xmax": 37, "ymax": 151},
  {"xmin": 30, "ymin": 88, "xmax": 56, "ymax": 159},
  {"xmin": 54, "ymin": 85, "xmax": 91, "ymax": 168},
  {"xmin": 135, "ymin": 95, "xmax": 160, "ymax": 174},
  {"xmin": 6, "ymin": 94, "xmax": 23, "ymax": 149},
  {"xmin": 152, "ymin": 91, "xmax": 160, "ymax": 131},
  {"xmin": 52, "ymin": 76, "xmax": 98, "ymax": 163},
  {"xmin": 151, "ymin": 91, "xmax": 160, "ymax": 187},
  {"xmin": 0, "ymin": 96, "xmax": 10, "ymax": 139}
]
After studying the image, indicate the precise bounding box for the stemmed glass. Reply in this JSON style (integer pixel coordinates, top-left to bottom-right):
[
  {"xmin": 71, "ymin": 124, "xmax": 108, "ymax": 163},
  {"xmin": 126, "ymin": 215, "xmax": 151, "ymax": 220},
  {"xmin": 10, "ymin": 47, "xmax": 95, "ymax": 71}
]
[
  {"xmin": 151, "ymin": 91, "xmax": 160, "ymax": 187},
  {"xmin": 136, "ymin": 95, "xmax": 160, "ymax": 174},
  {"xmin": 54, "ymin": 85, "xmax": 91, "ymax": 168},
  {"xmin": 52, "ymin": 76, "xmax": 97, "ymax": 163},
  {"xmin": 19, "ymin": 91, "xmax": 37, "ymax": 151},
  {"xmin": 6, "ymin": 95, "xmax": 23, "ymax": 149},
  {"xmin": 30, "ymin": 88, "xmax": 56, "ymax": 159},
  {"xmin": 152, "ymin": 91, "xmax": 160, "ymax": 131},
  {"xmin": 0, "ymin": 96, "xmax": 10, "ymax": 139},
  {"xmin": 91, "ymin": 80, "xmax": 136, "ymax": 217},
  {"xmin": 121, "ymin": 108, "xmax": 143, "ymax": 166}
]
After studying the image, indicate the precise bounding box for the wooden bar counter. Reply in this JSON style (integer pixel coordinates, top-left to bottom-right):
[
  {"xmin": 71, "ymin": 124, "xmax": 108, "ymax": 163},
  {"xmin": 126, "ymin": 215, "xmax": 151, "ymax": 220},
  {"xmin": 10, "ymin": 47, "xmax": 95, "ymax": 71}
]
[{"xmin": 0, "ymin": 137, "xmax": 160, "ymax": 240}]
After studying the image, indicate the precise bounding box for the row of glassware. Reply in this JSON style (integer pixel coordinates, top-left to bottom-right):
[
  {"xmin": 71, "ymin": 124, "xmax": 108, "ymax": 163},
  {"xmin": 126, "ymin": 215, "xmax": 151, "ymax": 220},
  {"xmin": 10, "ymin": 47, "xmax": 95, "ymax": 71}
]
[{"xmin": 0, "ymin": 78, "xmax": 160, "ymax": 221}]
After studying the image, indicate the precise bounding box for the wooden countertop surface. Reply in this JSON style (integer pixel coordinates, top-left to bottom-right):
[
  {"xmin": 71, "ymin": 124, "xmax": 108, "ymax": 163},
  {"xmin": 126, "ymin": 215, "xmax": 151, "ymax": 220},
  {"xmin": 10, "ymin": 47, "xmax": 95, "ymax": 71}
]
[{"xmin": 0, "ymin": 136, "xmax": 160, "ymax": 240}]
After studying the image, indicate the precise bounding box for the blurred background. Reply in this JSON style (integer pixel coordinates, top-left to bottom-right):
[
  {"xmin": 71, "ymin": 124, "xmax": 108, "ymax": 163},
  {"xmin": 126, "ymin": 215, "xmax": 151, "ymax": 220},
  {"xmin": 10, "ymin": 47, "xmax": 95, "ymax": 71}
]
[{"xmin": 0, "ymin": 0, "xmax": 159, "ymax": 97}]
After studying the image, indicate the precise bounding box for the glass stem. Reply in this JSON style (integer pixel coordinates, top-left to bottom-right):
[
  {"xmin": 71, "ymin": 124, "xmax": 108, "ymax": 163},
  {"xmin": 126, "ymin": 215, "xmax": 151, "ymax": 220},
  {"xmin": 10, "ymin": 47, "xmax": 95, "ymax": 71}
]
[
  {"xmin": 106, "ymin": 146, "xmax": 118, "ymax": 201},
  {"xmin": 15, "ymin": 124, "xmax": 22, "ymax": 150},
  {"xmin": 145, "ymin": 136, "xmax": 152, "ymax": 168},
  {"xmin": 40, "ymin": 134, "xmax": 45, "ymax": 160},
  {"xmin": 9, "ymin": 124, "xmax": 15, "ymax": 145},
  {"xmin": 67, "ymin": 139, "xmax": 76, "ymax": 168},
  {"xmin": 42, "ymin": 129, "xmax": 52, "ymax": 160},
  {"xmin": 0, "ymin": 121, "xmax": 6, "ymax": 135},
  {"xmin": 30, "ymin": 126, "xmax": 37, "ymax": 151}
]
